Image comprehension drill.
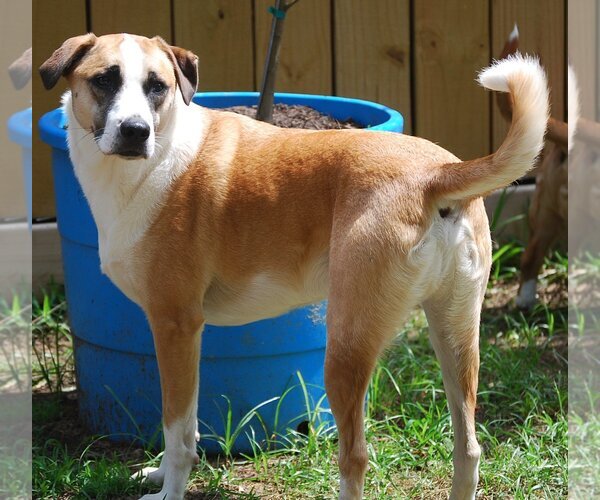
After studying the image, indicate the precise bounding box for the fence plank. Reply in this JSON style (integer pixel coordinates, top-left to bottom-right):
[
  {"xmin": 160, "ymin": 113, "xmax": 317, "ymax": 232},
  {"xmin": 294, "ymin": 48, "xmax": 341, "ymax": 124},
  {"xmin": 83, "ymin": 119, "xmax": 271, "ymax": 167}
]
[
  {"xmin": 568, "ymin": 0, "xmax": 596, "ymax": 120},
  {"xmin": 33, "ymin": 0, "xmax": 87, "ymax": 217},
  {"xmin": 334, "ymin": 0, "xmax": 412, "ymax": 133},
  {"xmin": 254, "ymin": 0, "xmax": 332, "ymax": 94},
  {"xmin": 1, "ymin": 0, "xmax": 31, "ymax": 218},
  {"xmin": 90, "ymin": 0, "xmax": 171, "ymax": 40},
  {"xmin": 174, "ymin": 0, "xmax": 254, "ymax": 92},
  {"xmin": 414, "ymin": 0, "xmax": 490, "ymax": 160},
  {"xmin": 491, "ymin": 0, "xmax": 565, "ymax": 149}
]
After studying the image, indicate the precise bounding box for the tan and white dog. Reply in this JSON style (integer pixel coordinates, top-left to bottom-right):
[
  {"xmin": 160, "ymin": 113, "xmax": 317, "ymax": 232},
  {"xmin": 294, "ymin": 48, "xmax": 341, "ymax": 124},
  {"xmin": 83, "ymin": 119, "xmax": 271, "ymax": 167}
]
[
  {"xmin": 40, "ymin": 33, "xmax": 549, "ymax": 500},
  {"xmin": 495, "ymin": 27, "xmax": 578, "ymax": 309}
]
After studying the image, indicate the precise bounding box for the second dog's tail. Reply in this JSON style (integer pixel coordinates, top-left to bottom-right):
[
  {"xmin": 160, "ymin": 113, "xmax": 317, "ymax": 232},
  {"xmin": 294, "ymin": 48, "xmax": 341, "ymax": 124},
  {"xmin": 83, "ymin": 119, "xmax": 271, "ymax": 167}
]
[{"xmin": 431, "ymin": 53, "xmax": 549, "ymax": 202}]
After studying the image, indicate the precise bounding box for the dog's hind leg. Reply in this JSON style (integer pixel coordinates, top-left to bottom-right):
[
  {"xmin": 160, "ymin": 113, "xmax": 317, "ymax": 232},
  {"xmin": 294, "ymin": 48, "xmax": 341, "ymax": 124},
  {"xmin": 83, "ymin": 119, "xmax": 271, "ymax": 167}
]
[
  {"xmin": 325, "ymin": 308, "xmax": 388, "ymax": 500},
  {"xmin": 325, "ymin": 248, "xmax": 419, "ymax": 500},
  {"xmin": 139, "ymin": 311, "xmax": 204, "ymax": 500},
  {"xmin": 423, "ymin": 284, "xmax": 485, "ymax": 500}
]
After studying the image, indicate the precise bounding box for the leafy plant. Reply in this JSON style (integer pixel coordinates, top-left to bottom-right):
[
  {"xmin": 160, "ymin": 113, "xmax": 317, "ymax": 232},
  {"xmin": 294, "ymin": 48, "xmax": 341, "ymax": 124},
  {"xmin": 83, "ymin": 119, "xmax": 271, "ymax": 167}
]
[
  {"xmin": 31, "ymin": 282, "xmax": 73, "ymax": 393},
  {"xmin": 491, "ymin": 241, "xmax": 523, "ymax": 280},
  {"xmin": 0, "ymin": 292, "xmax": 31, "ymax": 393}
]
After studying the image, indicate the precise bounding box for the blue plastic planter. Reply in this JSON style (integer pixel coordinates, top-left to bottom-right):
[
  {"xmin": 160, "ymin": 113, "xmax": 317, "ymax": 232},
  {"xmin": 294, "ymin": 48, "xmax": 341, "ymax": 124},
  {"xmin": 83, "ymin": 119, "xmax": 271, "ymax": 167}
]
[
  {"xmin": 39, "ymin": 93, "xmax": 403, "ymax": 454},
  {"xmin": 7, "ymin": 107, "xmax": 32, "ymax": 228}
]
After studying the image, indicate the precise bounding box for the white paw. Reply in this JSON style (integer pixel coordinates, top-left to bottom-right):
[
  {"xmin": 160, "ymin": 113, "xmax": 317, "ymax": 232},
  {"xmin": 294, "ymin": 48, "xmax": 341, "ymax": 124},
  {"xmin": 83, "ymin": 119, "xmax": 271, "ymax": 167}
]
[
  {"xmin": 516, "ymin": 279, "xmax": 537, "ymax": 309},
  {"xmin": 139, "ymin": 490, "xmax": 183, "ymax": 500},
  {"xmin": 133, "ymin": 466, "xmax": 164, "ymax": 486},
  {"xmin": 139, "ymin": 493, "xmax": 167, "ymax": 500}
]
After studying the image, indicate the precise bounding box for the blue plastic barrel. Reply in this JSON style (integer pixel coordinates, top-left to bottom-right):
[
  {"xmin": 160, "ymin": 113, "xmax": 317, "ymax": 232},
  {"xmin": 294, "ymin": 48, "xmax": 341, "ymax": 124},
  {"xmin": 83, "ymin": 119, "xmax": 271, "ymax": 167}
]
[
  {"xmin": 39, "ymin": 93, "xmax": 403, "ymax": 454},
  {"xmin": 7, "ymin": 107, "xmax": 32, "ymax": 228}
]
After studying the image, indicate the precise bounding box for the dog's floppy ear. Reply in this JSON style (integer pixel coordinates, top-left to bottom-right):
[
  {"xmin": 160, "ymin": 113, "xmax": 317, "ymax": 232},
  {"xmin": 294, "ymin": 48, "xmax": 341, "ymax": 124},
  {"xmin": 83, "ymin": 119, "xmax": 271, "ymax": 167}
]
[
  {"xmin": 39, "ymin": 33, "xmax": 97, "ymax": 90},
  {"xmin": 9, "ymin": 48, "xmax": 32, "ymax": 90},
  {"xmin": 154, "ymin": 37, "xmax": 198, "ymax": 105}
]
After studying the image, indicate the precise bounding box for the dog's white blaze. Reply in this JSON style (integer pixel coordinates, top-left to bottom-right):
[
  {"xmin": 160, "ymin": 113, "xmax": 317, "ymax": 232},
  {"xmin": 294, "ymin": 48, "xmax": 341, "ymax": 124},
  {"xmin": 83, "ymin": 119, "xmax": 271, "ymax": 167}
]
[{"xmin": 97, "ymin": 35, "xmax": 156, "ymax": 157}]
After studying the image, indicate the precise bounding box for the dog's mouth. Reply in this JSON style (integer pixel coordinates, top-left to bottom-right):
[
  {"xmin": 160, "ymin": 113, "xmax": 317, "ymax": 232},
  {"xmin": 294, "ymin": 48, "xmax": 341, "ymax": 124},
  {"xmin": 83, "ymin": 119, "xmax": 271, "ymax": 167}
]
[
  {"xmin": 115, "ymin": 150, "xmax": 148, "ymax": 160},
  {"xmin": 112, "ymin": 139, "xmax": 151, "ymax": 159}
]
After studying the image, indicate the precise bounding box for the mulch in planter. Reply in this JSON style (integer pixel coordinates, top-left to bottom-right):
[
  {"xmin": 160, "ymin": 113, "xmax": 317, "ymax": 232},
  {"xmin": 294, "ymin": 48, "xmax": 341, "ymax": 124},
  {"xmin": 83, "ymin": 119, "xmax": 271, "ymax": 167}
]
[{"xmin": 221, "ymin": 103, "xmax": 362, "ymax": 130}]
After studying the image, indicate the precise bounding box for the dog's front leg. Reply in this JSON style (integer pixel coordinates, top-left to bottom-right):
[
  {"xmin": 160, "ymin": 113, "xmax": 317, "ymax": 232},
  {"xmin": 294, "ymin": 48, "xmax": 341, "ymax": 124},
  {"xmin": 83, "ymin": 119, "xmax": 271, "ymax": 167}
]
[{"xmin": 139, "ymin": 313, "xmax": 204, "ymax": 500}]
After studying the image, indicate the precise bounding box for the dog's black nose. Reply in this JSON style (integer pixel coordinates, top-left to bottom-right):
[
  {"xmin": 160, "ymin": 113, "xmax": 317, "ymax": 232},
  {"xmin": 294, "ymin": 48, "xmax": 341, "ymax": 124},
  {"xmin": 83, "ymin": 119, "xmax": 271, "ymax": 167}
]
[{"xmin": 120, "ymin": 119, "xmax": 150, "ymax": 143}]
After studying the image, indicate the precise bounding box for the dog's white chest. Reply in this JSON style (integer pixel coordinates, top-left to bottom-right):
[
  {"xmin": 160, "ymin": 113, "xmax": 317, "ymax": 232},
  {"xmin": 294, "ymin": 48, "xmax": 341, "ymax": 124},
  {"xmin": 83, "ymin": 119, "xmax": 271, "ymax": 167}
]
[
  {"xmin": 97, "ymin": 235, "xmax": 142, "ymax": 303},
  {"xmin": 63, "ymin": 92, "xmax": 208, "ymax": 305},
  {"xmin": 71, "ymin": 163, "xmax": 157, "ymax": 304}
]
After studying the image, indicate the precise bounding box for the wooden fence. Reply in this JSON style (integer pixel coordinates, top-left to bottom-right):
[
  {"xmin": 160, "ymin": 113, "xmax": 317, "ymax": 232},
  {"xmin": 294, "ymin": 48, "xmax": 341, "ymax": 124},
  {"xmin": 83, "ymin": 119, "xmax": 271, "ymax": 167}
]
[
  {"xmin": 1, "ymin": 0, "xmax": 31, "ymax": 218},
  {"xmin": 33, "ymin": 0, "xmax": 566, "ymax": 217},
  {"xmin": 570, "ymin": 0, "xmax": 598, "ymax": 122}
]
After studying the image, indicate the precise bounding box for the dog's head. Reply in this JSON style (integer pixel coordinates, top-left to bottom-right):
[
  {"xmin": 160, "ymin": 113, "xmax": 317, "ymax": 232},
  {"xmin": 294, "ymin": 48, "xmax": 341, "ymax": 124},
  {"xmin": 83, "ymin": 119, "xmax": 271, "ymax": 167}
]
[{"xmin": 39, "ymin": 33, "xmax": 198, "ymax": 160}]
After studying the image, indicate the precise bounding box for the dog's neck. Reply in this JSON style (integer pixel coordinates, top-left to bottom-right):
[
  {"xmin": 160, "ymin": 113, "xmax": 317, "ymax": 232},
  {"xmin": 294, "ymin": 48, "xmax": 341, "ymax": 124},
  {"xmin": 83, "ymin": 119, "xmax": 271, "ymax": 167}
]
[{"xmin": 63, "ymin": 90, "xmax": 208, "ymax": 255}]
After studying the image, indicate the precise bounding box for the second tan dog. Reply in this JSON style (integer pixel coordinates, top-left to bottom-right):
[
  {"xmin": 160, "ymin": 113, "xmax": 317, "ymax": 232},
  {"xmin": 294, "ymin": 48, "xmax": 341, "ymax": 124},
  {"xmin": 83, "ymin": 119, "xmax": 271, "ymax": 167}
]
[
  {"xmin": 495, "ymin": 29, "xmax": 576, "ymax": 309},
  {"xmin": 40, "ymin": 33, "xmax": 549, "ymax": 500}
]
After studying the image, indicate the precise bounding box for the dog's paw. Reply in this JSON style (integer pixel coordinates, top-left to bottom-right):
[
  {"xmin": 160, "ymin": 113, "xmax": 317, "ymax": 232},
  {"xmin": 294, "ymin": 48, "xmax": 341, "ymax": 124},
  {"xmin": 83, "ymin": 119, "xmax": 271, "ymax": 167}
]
[
  {"xmin": 139, "ymin": 492, "xmax": 173, "ymax": 500},
  {"xmin": 515, "ymin": 279, "xmax": 537, "ymax": 310},
  {"xmin": 139, "ymin": 489, "xmax": 185, "ymax": 500},
  {"xmin": 133, "ymin": 466, "xmax": 164, "ymax": 486}
]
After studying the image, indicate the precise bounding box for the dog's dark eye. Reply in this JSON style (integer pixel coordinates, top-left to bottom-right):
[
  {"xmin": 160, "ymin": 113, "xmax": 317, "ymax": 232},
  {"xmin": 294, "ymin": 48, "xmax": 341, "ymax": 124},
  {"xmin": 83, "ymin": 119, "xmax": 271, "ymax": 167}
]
[
  {"xmin": 150, "ymin": 80, "xmax": 166, "ymax": 93},
  {"xmin": 91, "ymin": 67, "xmax": 120, "ymax": 92},
  {"xmin": 93, "ymin": 75, "xmax": 111, "ymax": 88}
]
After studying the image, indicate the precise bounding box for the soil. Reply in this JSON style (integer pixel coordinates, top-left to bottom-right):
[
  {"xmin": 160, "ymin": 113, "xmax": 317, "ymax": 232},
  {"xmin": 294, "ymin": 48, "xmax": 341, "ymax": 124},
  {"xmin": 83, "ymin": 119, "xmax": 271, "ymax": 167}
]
[
  {"xmin": 33, "ymin": 391, "xmax": 146, "ymax": 464},
  {"xmin": 221, "ymin": 103, "xmax": 362, "ymax": 130},
  {"xmin": 483, "ymin": 271, "xmax": 567, "ymax": 312}
]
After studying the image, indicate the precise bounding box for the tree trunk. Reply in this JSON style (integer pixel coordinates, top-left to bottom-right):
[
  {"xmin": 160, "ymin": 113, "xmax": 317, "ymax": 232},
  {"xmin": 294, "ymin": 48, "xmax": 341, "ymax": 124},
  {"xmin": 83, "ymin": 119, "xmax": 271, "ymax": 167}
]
[{"xmin": 256, "ymin": 0, "xmax": 299, "ymax": 123}]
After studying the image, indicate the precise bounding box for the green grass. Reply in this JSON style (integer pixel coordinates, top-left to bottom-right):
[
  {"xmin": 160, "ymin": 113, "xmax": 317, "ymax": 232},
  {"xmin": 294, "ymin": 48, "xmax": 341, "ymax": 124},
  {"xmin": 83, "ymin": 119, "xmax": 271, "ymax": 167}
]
[
  {"xmin": 0, "ymin": 287, "xmax": 32, "ymax": 499},
  {"xmin": 32, "ymin": 280, "xmax": 73, "ymax": 393},
  {"xmin": 32, "ymin": 248, "xmax": 569, "ymax": 499},
  {"xmin": 34, "ymin": 440, "xmax": 144, "ymax": 499},
  {"xmin": 568, "ymin": 255, "xmax": 600, "ymax": 498}
]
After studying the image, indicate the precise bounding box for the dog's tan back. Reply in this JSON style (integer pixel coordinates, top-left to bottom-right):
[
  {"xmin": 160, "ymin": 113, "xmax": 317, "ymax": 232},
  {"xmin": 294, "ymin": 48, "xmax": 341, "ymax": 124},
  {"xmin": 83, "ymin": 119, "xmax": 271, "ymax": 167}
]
[{"xmin": 140, "ymin": 121, "xmax": 465, "ymax": 326}]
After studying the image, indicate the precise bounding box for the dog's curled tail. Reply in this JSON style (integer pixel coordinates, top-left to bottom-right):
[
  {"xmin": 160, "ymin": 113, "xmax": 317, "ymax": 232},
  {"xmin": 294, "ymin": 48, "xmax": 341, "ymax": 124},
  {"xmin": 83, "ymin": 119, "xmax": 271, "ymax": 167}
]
[{"xmin": 432, "ymin": 53, "xmax": 549, "ymax": 202}]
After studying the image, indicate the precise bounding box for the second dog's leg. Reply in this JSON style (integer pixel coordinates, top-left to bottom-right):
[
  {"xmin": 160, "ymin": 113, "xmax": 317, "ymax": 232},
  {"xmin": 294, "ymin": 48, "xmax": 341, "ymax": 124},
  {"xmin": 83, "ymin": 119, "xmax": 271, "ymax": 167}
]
[
  {"xmin": 517, "ymin": 150, "xmax": 563, "ymax": 310},
  {"xmin": 140, "ymin": 315, "xmax": 203, "ymax": 500},
  {"xmin": 423, "ymin": 300, "xmax": 482, "ymax": 500},
  {"xmin": 517, "ymin": 222, "xmax": 558, "ymax": 309}
]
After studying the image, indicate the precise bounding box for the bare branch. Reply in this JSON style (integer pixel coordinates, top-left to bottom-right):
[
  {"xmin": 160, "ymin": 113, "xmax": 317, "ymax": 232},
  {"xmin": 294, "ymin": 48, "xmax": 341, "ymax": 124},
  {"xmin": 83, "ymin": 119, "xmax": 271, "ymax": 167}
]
[{"xmin": 284, "ymin": 0, "xmax": 301, "ymax": 10}]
